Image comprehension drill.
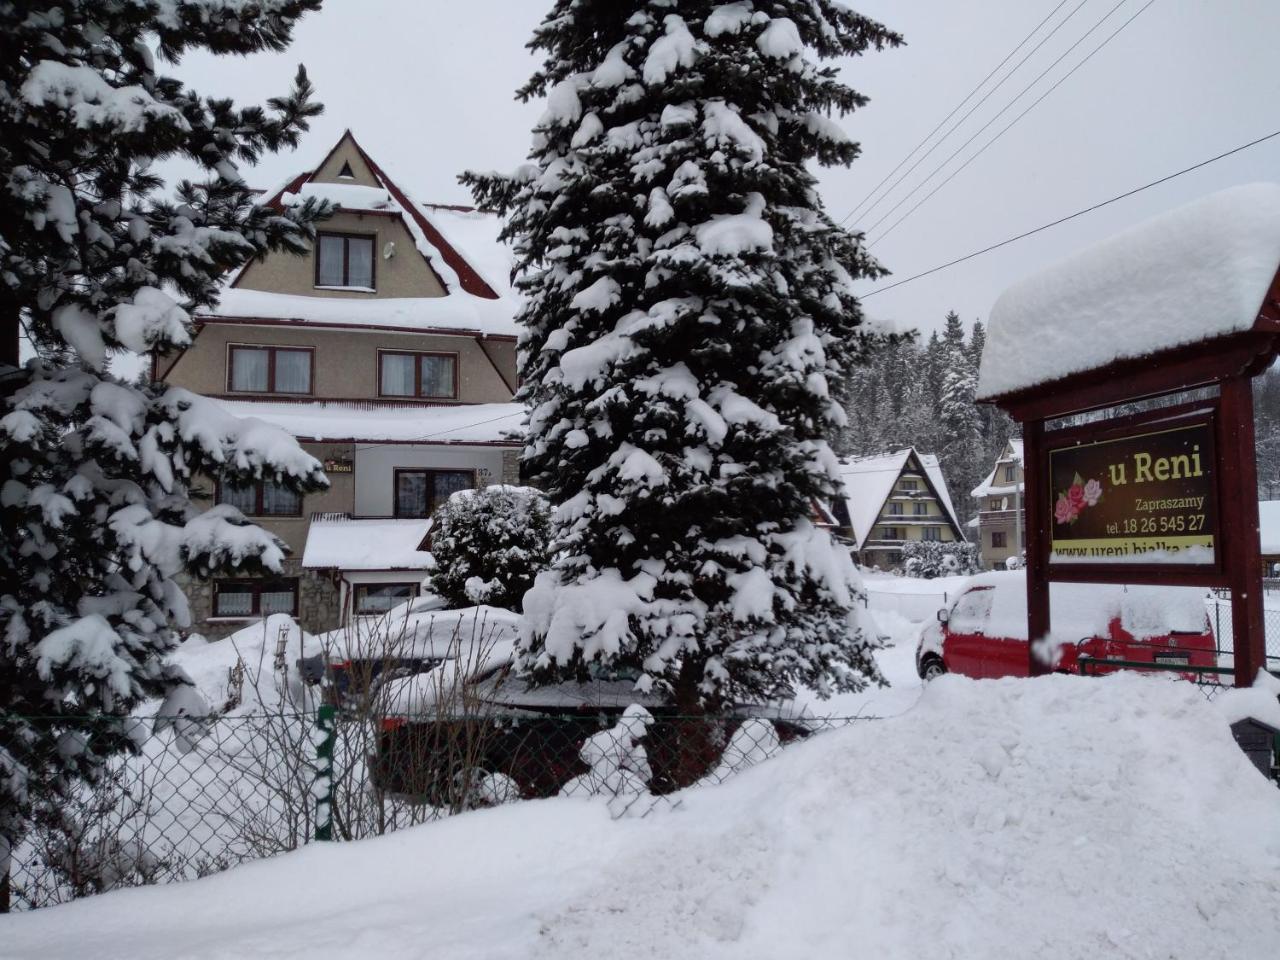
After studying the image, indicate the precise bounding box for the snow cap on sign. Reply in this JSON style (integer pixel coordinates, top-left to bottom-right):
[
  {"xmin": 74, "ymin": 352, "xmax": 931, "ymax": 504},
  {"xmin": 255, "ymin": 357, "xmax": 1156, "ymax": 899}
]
[{"xmin": 977, "ymin": 183, "xmax": 1280, "ymax": 401}]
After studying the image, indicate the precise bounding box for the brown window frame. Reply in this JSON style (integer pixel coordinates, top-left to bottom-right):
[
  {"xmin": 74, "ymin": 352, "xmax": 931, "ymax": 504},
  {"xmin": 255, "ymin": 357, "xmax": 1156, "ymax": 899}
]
[
  {"xmin": 393, "ymin": 467, "xmax": 476, "ymax": 519},
  {"xmin": 923, "ymin": 526, "xmax": 942, "ymax": 542},
  {"xmin": 353, "ymin": 581, "xmax": 420, "ymax": 616},
  {"xmin": 899, "ymin": 479, "xmax": 919, "ymax": 491},
  {"xmin": 991, "ymin": 531, "xmax": 1008, "ymax": 549},
  {"xmin": 880, "ymin": 526, "xmax": 904, "ymax": 541},
  {"xmin": 214, "ymin": 479, "xmax": 303, "ymax": 517},
  {"xmin": 913, "ymin": 502, "xmax": 928, "ymax": 515},
  {"xmin": 377, "ymin": 350, "xmax": 459, "ymax": 400},
  {"xmin": 226, "ymin": 344, "xmax": 314, "ymax": 396},
  {"xmin": 1003, "ymin": 465, "xmax": 1017, "ymax": 482},
  {"xmin": 315, "ymin": 231, "xmax": 377, "ymax": 290},
  {"xmin": 212, "ymin": 577, "xmax": 300, "ymax": 618}
]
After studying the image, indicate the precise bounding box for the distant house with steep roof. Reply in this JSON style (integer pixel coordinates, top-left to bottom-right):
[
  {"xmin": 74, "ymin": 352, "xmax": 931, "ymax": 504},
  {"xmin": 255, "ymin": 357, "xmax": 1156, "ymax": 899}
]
[
  {"xmin": 971, "ymin": 439, "xmax": 1024, "ymax": 569},
  {"xmin": 157, "ymin": 131, "xmax": 523, "ymax": 637},
  {"xmin": 831, "ymin": 448, "xmax": 966, "ymax": 570}
]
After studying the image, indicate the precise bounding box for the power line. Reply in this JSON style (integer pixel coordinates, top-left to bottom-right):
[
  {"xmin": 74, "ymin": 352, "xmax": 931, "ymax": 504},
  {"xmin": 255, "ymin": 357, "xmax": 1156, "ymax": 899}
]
[
  {"xmin": 839, "ymin": 0, "xmax": 1074, "ymax": 228},
  {"xmin": 872, "ymin": 0, "xmax": 1158, "ymax": 246},
  {"xmin": 862, "ymin": 0, "xmax": 1143, "ymax": 241},
  {"xmin": 859, "ymin": 127, "xmax": 1280, "ymax": 300}
]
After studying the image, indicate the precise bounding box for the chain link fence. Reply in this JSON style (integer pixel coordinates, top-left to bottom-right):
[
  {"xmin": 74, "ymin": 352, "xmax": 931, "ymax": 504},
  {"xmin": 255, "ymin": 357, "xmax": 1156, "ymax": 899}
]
[{"xmin": 2, "ymin": 706, "xmax": 869, "ymax": 913}]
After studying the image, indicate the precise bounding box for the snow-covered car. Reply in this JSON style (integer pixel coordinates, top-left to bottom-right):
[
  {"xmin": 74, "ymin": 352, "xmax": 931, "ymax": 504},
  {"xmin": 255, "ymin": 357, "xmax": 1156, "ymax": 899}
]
[
  {"xmin": 916, "ymin": 572, "xmax": 1217, "ymax": 681},
  {"xmin": 300, "ymin": 599, "xmax": 520, "ymax": 707}
]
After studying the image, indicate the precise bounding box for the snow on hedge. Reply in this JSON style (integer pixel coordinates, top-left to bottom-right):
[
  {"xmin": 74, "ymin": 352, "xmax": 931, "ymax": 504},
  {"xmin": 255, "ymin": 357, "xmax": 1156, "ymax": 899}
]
[
  {"xmin": 978, "ymin": 183, "xmax": 1280, "ymax": 399},
  {"xmin": 6, "ymin": 673, "xmax": 1278, "ymax": 959}
]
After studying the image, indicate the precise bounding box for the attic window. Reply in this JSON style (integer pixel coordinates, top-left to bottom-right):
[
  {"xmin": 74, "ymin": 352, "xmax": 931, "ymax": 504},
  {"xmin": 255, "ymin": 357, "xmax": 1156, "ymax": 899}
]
[{"xmin": 337, "ymin": 161, "xmax": 355, "ymax": 179}]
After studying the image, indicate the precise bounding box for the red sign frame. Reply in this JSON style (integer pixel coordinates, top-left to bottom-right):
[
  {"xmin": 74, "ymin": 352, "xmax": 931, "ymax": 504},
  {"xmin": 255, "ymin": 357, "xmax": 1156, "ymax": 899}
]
[{"xmin": 1038, "ymin": 400, "xmax": 1227, "ymax": 587}]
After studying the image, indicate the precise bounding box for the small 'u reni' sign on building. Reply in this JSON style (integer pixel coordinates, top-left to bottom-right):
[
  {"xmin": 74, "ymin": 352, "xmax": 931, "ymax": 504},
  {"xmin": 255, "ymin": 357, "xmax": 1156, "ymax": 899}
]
[{"xmin": 977, "ymin": 183, "xmax": 1280, "ymax": 686}]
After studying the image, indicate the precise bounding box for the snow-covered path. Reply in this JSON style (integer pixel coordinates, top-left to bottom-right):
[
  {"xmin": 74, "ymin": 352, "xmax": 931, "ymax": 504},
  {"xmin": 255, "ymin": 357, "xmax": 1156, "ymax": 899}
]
[{"xmin": 7, "ymin": 673, "xmax": 1279, "ymax": 960}]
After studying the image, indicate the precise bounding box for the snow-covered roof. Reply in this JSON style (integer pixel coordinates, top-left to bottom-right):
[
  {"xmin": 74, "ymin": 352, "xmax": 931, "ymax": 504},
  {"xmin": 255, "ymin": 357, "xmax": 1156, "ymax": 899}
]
[
  {"xmin": 836, "ymin": 448, "xmax": 963, "ymax": 549},
  {"xmin": 282, "ymin": 181, "xmax": 396, "ymax": 213},
  {"xmin": 198, "ymin": 132, "xmax": 520, "ymax": 338},
  {"xmin": 978, "ymin": 183, "xmax": 1280, "ymax": 400},
  {"xmin": 415, "ymin": 203, "xmax": 515, "ymax": 300},
  {"xmin": 302, "ymin": 514, "xmax": 433, "ymax": 570},
  {"xmin": 971, "ymin": 440, "xmax": 1025, "ymax": 499},
  {"xmin": 210, "ymin": 399, "xmax": 525, "ymax": 444},
  {"xmin": 197, "ymin": 287, "xmax": 518, "ymax": 338},
  {"xmin": 1259, "ymin": 500, "xmax": 1280, "ymax": 555}
]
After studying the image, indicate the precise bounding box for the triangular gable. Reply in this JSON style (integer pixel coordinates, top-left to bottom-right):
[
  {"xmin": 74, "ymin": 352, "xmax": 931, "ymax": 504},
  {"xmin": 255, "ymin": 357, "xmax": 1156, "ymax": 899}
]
[
  {"xmin": 837, "ymin": 447, "xmax": 967, "ymax": 548},
  {"xmin": 912, "ymin": 451, "xmax": 967, "ymax": 542},
  {"xmin": 837, "ymin": 449, "xmax": 911, "ymax": 549},
  {"xmin": 252, "ymin": 130, "xmax": 499, "ymax": 300}
]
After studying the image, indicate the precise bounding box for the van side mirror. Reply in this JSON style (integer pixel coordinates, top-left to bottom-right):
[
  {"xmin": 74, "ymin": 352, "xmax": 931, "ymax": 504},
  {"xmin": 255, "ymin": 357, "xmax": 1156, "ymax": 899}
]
[{"xmin": 937, "ymin": 608, "xmax": 949, "ymax": 624}]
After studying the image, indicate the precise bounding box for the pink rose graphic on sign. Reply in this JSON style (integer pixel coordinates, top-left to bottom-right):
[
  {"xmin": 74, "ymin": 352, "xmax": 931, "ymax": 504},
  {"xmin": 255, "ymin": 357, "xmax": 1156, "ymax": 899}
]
[
  {"xmin": 1054, "ymin": 497, "xmax": 1075, "ymax": 524},
  {"xmin": 1055, "ymin": 473, "xmax": 1102, "ymax": 525}
]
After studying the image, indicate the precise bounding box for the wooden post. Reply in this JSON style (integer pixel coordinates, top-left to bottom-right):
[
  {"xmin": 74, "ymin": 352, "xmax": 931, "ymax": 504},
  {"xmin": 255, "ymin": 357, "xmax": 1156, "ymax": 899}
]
[
  {"xmin": 1023, "ymin": 419, "xmax": 1052, "ymax": 676},
  {"xmin": 1218, "ymin": 376, "xmax": 1265, "ymax": 687}
]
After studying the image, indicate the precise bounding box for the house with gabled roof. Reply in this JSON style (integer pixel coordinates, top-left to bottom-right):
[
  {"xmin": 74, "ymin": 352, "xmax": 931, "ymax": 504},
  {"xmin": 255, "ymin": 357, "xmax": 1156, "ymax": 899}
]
[
  {"xmin": 831, "ymin": 448, "xmax": 966, "ymax": 570},
  {"xmin": 157, "ymin": 131, "xmax": 524, "ymax": 637},
  {"xmin": 971, "ymin": 438, "xmax": 1025, "ymax": 569}
]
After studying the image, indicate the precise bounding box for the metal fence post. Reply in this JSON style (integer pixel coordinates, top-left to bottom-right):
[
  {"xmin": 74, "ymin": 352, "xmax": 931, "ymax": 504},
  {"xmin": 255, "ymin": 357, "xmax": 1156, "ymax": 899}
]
[{"xmin": 313, "ymin": 704, "xmax": 336, "ymax": 842}]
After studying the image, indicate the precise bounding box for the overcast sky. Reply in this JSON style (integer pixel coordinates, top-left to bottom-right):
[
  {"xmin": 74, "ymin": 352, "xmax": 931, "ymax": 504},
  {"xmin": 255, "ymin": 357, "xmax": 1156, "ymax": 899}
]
[{"xmin": 163, "ymin": 0, "xmax": 1280, "ymax": 339}]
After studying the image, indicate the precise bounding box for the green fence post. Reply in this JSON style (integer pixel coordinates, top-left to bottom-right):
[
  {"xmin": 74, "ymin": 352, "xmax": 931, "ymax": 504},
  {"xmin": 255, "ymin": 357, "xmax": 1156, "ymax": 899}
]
[{"xmin": 313, "ymin": 704, "xmax": 336, "ymax": 842}]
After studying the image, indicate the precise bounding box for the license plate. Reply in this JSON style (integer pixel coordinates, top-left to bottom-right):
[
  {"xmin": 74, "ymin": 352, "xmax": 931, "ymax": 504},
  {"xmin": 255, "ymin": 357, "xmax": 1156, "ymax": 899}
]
[{"xmin": 1154, "ymin": 654, "xmax": 1190, "ymax": 666}]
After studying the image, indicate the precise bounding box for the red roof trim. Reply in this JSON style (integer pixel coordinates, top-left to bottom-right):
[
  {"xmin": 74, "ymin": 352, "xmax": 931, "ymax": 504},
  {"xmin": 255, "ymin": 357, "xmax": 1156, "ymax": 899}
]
[{"xmin": 350, "ymin": 137, "xmax": 500, "ymax": 300}]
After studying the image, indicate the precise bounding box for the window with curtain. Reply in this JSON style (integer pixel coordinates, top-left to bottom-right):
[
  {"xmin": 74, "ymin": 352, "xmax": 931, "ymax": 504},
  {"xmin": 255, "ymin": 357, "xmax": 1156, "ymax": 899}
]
[
  {"xmin": 213, "ymin": 579, "xmax": 297, "ymax": 617},
  {"xmin": 315, "ymin": 232, "xmax": 375, "ymax": 288},
  {"xmin": 355, "ymin": 583, "xmax": 417, "ymax": 615},
  {"xmin": 217, "ymin": 480, "xmax": 302, "ymax": 516},
  {"xmin": 395, "ymin": 469, "xmax": 473, "ymax": 518},
  {"xmin": 380, "ymin": 352, "xmax": 416, "ymax": 397},
  {"xmin": 228, "ymin": 346, "xmax": 311, "ymax": 395},
  {"xmin": 913, "ymin": 502, "xmax": 927, "ymax": 515},
  {"xmin": 420, "ymin": 354, "xmax": 455, "ymax": 397},
  {"xmin": 229, "ymin": 347, "xmax": 269, "ymax": 392},
  {"xmin": 219, "ymin": 483, "xmax": 257, "ymax": 514},
  {"xmin": 379, "ymin": 352, "xmax": 457, "ymax": 399},
  {"xmin": 923, "ymin": 527, "xmax": 942, "ymax": 542},
  {"xmin": 261, "ymin": 482, "xmax": 302, "ymax": 516}
]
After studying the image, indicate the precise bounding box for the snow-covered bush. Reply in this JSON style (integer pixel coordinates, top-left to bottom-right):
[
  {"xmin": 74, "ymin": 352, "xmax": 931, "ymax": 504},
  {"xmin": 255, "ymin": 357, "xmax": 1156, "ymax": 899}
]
[
  {"xmin": 1005, "ymin": 554, "xmax": 1026, "ymax": 571},
  {"xmin": 426, "ymin": 486, "xmax": 550, "ymax": 611},
  {"xmin": 900, "ymin": 541, "xmax": 981, "ymax": 579},
  {"xmin": 561, "ymin": 705, "xmax": 654, "ymax": 800}
]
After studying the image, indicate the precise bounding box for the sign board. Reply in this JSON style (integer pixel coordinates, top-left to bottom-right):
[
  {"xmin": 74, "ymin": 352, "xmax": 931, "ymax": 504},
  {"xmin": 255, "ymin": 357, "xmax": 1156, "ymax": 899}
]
[
  {"xmin": 1047, "ymin": 417, "xmax": 1217, "ymax": 567},
  {"xmin": 323, "ymin": 458, "xmax": 353, "ymax": 474}
]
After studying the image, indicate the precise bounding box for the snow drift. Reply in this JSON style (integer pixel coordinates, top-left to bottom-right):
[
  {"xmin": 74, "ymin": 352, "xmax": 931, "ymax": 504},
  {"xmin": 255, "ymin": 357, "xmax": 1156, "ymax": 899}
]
[{"xmin": 5, "ymin": 673, "xmax": 1278, "ymax": 960}]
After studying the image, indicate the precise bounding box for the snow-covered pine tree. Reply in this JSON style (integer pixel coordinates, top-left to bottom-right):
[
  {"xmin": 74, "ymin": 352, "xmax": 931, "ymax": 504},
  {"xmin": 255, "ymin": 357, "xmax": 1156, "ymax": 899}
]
[
  {"xmin": 0, "ymin": 1, "xmax": 329, "ymax": 889},
  {"xmin": 465, "ymin": 2, "xmax": 901, "ymax": 712},
  {"xmin": 938, "ymin": 313, "xmax": 983, "ymax": 522}
]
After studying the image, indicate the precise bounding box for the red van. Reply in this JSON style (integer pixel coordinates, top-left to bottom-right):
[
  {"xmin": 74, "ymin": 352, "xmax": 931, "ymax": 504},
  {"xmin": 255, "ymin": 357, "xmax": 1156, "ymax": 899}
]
[{"xmin": 915, "ymin": 572, "xmax": 1217, "ymax": 681}]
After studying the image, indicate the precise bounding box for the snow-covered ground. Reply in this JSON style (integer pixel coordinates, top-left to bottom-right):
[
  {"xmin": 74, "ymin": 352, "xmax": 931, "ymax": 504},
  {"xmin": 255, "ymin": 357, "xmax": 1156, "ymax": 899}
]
[{"xmin": 7, "ymin": 672, "xmax": 1278, "ymax": 960}]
